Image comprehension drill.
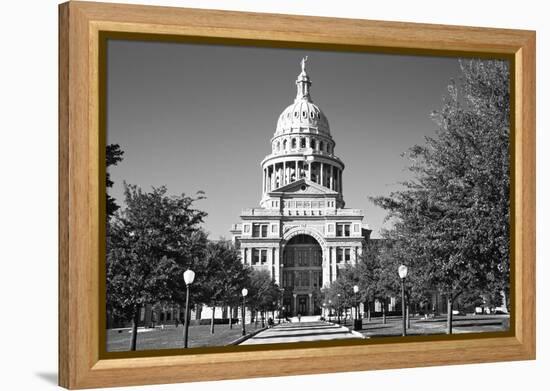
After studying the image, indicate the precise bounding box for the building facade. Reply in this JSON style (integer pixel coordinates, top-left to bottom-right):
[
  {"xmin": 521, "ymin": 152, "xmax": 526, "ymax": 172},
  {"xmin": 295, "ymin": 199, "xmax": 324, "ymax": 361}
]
[{"xmin": 231, "ymin": 59, "xmax": 371, "ymax": 316}]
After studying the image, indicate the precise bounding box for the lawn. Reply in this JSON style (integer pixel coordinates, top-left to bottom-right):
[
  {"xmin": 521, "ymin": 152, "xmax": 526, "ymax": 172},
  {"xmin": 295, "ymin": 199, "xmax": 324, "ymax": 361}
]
[
  {"xmin": 106, "ymin": 323, "xmax": 254, "ymax": 352},
  {"xmin": 335, "ymin": 314, "xmax": 509, "ymax": 338}
]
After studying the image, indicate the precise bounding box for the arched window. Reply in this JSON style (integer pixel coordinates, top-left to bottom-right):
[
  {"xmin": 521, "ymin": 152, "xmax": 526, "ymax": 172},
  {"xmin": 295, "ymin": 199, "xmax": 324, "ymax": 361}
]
[
  {"xmin": 276, "ymin": 141, "xmax": 280, "ymax": 151},
  {"xmin": 320, "ymin": 141, "xmax": 324, "ymax": 152},
  {"xmin": 300, "ymin": 138, "xmax": 306, "ymax": 149},
  {"xmin": 291, "ymin": 138, "xmax": 297, "ymax": 149},
  {"xmin": 310, "ymin": 138, "xmax": 315, "ymax": 149},
  {"xmin": 283, "ymin": 139, "xmax": 288, "ymax": 150}
]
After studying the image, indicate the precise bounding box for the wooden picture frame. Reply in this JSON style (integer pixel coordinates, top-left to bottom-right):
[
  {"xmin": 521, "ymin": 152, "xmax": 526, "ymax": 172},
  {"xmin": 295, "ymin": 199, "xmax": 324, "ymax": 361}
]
[{"xmin": 58, "ymin": 1, "xmax": 536, "ymax": 389}]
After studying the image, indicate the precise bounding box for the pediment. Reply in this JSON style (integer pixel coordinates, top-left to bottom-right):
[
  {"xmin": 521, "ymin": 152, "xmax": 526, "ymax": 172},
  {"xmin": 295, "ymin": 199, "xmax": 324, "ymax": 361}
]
[{"xmin": 269, "ymin": 179, "xmax": 337, "ymax": 196}]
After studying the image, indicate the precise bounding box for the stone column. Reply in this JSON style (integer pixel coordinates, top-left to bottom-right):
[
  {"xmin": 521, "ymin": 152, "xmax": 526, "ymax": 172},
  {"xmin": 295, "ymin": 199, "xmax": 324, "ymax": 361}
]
[
  {"xmin": 330, "ymin": 165, "xmax": 334, "ymax": 190},
  {"xmin": 271, "ymin": 164, "xmax": 276, "ymax": 190},
  {"xmin": 268, "ymin": 246, "xmax": 274, "ymax": 276},
  {"xmin": 247, "ymin": 247, "xmax": 253, "ymax": 265},
  {"xmin": 283, "ymin": 161, "xmax": 287, "ymax": 186},
  {"xmin": 262, "ymin": 168, "xmax": 266, "ymax": 193},
  {"xmin": 322, "ymin": 247, "xmax": 330, "ymax": 288},
  {"xmin": 273, "ymin": 246, "xmax": 280, "ymax": 285},
  {"xmin": 307, "ymin": 162, "xmax": 312, "ymax": 181},
  {"xmin": 331, "ymin": 247, "xmax": 337, "ymax": 282},
  {"xmin": 320, "ymin": 162, "xmax": 324, "ymax": 187}
]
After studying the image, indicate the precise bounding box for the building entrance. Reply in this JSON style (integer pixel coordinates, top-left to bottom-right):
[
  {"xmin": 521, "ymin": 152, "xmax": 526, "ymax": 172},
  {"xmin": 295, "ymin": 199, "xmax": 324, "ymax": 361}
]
[
  {"xmin": 282, "ymin": 234, "xmax": 323, "ymax": 316},
  {"xmin": 298, "ymin": 295, "xmax": 308, "ymax": 315}
]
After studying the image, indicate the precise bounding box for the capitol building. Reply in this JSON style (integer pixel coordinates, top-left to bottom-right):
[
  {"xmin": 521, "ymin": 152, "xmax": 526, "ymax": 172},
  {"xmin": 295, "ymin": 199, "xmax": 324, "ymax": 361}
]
[{"xmin": 231, "ymin": 59, "xmax": 371, "ymax": 317}]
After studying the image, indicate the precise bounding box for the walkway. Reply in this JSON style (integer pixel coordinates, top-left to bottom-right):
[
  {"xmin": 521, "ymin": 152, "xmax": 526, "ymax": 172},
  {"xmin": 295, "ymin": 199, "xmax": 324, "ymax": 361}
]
[{"xmin": 239, "ymin": 319, "xmax": 363, "ymax": 345}]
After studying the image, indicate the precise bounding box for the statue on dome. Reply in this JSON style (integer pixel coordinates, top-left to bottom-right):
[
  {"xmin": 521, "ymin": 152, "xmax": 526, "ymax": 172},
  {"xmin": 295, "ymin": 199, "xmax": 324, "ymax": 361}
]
[{"xmin": 301, "ymin": 56, "xmax": 308, "ymax": 73}]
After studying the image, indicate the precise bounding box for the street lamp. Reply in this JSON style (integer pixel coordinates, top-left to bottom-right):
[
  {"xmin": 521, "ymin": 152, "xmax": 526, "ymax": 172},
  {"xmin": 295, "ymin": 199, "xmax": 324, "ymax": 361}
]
[
  {"xmin": 337, "ymin": 293, "xmax": 341, "ymax": 324},
  {"xmin": 398, "ymin": 264, "xmax": 408, "ymax": 337},
  {"xmin": 279, "ymin": 288, "xmax": 285, "ymax": 323},
  {"xmin": 183, "ymin": 269, "xmax": 195, "ymax": 348},
  {"xmin": 328, "ymin": 299, "xmax": 332, "ymax": 322},
  {"xmin": 241, "ymin": 288, "xmax": 248, "ymax": 336},
  {"xmin": 353, "ymin": 285, "xmax": 361, "ymax": 330}
]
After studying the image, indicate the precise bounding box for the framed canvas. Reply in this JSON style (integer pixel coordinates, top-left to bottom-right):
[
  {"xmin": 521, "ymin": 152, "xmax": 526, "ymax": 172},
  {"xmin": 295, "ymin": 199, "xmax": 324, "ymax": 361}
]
[{"xmin": 58, "ymin": 1, "xmax": 536, "ymax": 389}]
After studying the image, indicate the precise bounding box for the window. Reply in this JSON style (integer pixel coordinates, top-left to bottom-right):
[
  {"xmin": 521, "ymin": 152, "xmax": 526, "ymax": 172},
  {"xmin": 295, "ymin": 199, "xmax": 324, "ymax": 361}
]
[
  {"xmin": 261, "ymin": 250, "xmax": 267, "ymax": 264},
  {"xmin": 320, "ymin": 141, "xmax": 324, "ymax": 151},
  {"xmin": 283, "ymin": 139, "xmax": 287, "ymax": 150},
  {"xmin": 276, "ymin": 141, "xmax": 280, "ymax": 151},
  {"xmin": 310, "ymin": 138, "xmax": 315, "ymax": 148},
  {"xmin": 252, "ymin": 249, "xmax": 267, "ymax": 265},
  {"xmin": 336, "ymin": 223, "xmax": 351, "ymax": 237},
  {"xmin": 300, "ymin": 138, "xmax": 306, "ymax": 148},
  {"xmin": 252, "ymin": 224, "xmax": 260, "ymax": 237},
  {"xmin": 336, "ymin": 248, "xmax": 343, "ymax": 263},
  {"xmin": 291, "ymin": 138, "xmax": 297, "ymax": 149},
  {"xmin": 345, "ymin": 248, "xmax": 351, "ymax": 262},
  {"xmin": 252, "ymin": 223, "xmax": 268, "ymax": 238}
]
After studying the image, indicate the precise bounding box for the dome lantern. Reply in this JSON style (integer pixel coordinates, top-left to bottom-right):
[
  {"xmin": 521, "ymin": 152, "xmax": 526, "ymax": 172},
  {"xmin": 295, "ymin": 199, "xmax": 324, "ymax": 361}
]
[{"xmin": 295, "ymin": 56, "xmax": 312, "ymax": 102}]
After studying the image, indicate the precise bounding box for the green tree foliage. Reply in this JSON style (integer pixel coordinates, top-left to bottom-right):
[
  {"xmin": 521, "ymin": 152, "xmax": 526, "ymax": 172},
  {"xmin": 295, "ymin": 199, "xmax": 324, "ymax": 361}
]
[
  {"xmin": 371, "ymin": 59, "xmax": 510, "ymax": 333},
  {"xmin": 106, "ymin": 183, "xmax": 207, "ymax": 350},
  {"xmin": 106, "ymin": 144, "xmax": 124, "ymax": 218}
]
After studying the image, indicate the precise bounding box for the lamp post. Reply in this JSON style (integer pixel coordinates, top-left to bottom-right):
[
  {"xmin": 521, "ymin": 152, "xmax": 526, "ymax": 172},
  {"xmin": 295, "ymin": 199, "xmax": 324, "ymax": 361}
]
[
  {"xmin": 328, "ymin": 299, "xmax": 332, "ymax": 322},
  {"xmin": 337, "ymin": 293, "xmax": 341, "ymax": 324},
  {"xmin": 353, "ymin": 285, "xmax": 361, "ymax": 330},
  {"xmin": 398, "ymin": 265, "xmax": 408, "ymax": 337},
  {"xmin": 279, "ymin": 288, "xmax": 285, "ymax": 323},
  {"xmin": 241, "ymin": 288, "xmax": 248, "ymax": 336},
  {"xmin": 183, "ymin": 269, "xmax": 195, "ymax": 348}
]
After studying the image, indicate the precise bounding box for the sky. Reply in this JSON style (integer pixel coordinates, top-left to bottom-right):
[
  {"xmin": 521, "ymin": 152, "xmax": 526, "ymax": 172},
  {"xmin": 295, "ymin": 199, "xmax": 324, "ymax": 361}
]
[{"xmin": 106, "ymin": 39, "xmax": 464, "ymax": 239}]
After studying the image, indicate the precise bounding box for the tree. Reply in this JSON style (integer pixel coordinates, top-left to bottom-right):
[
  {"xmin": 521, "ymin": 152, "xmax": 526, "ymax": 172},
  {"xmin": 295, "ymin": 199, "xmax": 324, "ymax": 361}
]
[
  {"xmin": 371, "ymin": 59, "xmax": 510, "ymax": 334},
  {"xmin": 247, "ymin": 270, "xmax": 280, "ymax": 328},
  {"xmin": 106, "ymin": 144, "xmax": 124, "ymax": 218},
  {"xmin": 197, "ymin": 240, "xmax": 249, "ymax": 334},
  {"xmin": 106, "ymin": 184, "xmax": 207, "ymax": 350}
]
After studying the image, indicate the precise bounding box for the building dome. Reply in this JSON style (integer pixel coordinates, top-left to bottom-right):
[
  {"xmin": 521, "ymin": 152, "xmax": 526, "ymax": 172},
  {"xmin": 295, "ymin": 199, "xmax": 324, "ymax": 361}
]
[
  {"xmin": 275, "ymin": 100, "xmax": 330, "ymax": 136},
  {"xmin": 274, "ymin": 57, "xmax": 331, "ymax": 137}
]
